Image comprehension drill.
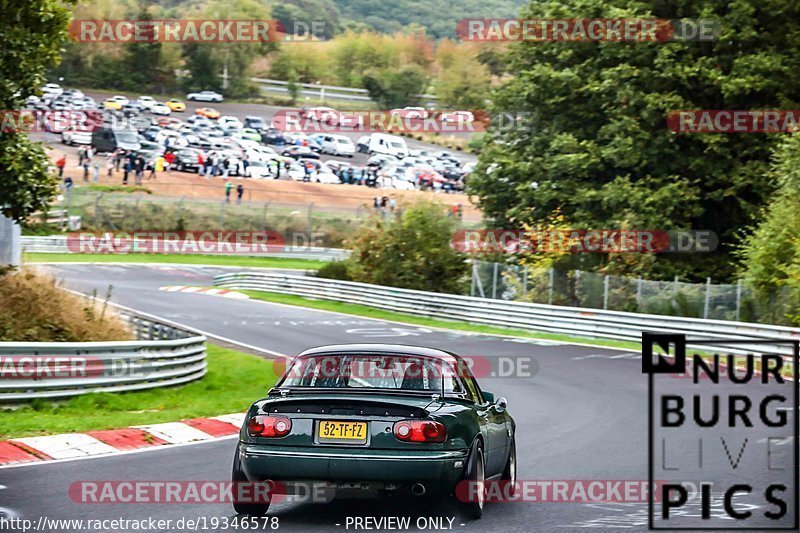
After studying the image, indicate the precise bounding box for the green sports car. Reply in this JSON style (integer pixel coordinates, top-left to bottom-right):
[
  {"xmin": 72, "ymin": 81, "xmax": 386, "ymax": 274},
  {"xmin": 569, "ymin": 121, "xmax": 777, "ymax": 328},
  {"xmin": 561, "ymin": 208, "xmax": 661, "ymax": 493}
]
[{"xmin": 232, "ymin": 344, "xmax": 516, "ymax": 518}]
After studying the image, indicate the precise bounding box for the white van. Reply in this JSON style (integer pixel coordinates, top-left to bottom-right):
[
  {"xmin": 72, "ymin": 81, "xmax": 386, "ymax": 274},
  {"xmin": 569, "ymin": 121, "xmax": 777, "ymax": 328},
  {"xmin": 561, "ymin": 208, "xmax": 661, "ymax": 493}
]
[{"xmin": 368, "ymin": 133, "xmax": 408, "ymax": 158}]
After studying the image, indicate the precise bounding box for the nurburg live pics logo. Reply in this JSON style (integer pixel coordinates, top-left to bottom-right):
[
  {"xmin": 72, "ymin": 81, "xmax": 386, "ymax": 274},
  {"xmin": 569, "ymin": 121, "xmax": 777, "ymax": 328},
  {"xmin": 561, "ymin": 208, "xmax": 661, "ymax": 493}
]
[{"xmin": 642, "ymin": 332, "xmax": 798, "ymax": 530}]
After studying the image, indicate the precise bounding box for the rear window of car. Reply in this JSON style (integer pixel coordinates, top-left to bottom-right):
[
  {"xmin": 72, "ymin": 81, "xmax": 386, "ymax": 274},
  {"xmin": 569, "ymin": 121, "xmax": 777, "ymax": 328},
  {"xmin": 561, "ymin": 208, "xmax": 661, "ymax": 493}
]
[{"xmin": 277, "ymin": 354, "xmax": 465, "ymax": 394}]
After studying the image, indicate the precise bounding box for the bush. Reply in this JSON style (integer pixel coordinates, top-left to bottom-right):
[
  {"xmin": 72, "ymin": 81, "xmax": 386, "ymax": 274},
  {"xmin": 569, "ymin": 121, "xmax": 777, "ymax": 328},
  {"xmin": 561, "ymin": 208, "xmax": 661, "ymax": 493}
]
[
  {"xmin": 346, "ymin": 201, "xmax": 469, "ymax": 293},
  {"xmin": 316, "ymin": 261, "xmax": 353, "ymax": 281},
  {"xmin": 0, "ymin": 268, "xmax": 132, "ymax": 342}
]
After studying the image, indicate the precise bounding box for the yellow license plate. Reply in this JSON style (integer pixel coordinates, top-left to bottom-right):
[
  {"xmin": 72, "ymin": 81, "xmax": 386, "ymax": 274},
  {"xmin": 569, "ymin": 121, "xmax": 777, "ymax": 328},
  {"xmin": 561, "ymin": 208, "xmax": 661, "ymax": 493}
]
[{"xmin": 318, "ymin": 421, "xmax": 368, "ymax": 443}]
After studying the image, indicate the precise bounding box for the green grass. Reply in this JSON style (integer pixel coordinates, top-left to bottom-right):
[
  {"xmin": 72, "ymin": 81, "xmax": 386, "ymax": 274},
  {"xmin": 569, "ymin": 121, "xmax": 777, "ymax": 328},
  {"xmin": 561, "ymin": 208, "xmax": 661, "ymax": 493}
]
[
  {"xmin": 239, "ymin": 290, "xmax": 643, "ymax": 351},
  {"xmin": 83, "ymin": 184, "xmax": 152, "ymax": 194},
  {"xmin": 24, "ymin": 252, "xmax": 329, "ymax": 271},
  {"xmin": 0, "ymin": 344, "xmax": 280, "ymax": 438}
]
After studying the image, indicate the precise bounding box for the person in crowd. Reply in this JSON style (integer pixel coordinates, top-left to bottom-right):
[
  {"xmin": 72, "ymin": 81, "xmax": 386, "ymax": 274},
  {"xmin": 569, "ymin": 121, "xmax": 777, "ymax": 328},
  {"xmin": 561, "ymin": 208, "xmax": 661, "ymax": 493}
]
[
  {"xmin": 92, "ymin": 159, "xmax": 100, "ymax": 182},
  {"xmin": 106, "ymin": 154, "xmax": 115, "ymax": 177},
  {"xmin": 197, "ymin": 152, "xmax": 205, "ymax": 176},
  {"xmin": 122, "ymin": 154, "xmax": 131, "ymax": 185},
  {"xmin": 236, "ymin": 183, "xmax": 244, "ymax": 205},
  {"xmin": 82, "ymin": 158, "xmax": 90, "ymax": 182},
  {"xmin": 241, "ymin": 154, "xmax": 249, "ymax": 176},
  {"xmin": 164, "ymin": 150, "xmax": 175, "ymax": 173},
  {"xmin": 303, "ymin": 162, "xmax": 311, "ymax": 182},
  {"xmin": 134, "ymin": 155, "xmax": 145, "ymax": 185},
  {"xmin": 347, "ymin": 167, "xmax": 355, "ymax": 184},
  {"xmin": 63, "ymin": 175, "xmax": 73, "ymax": 191},
  {"xmin": 149, "ymin": 154, "xmax": 164, "ymax": 180},
  {"xmin": 275, "ymin": 159, "xmax": 282, "ymax": 179},
  {"xmin": 389, "ymin": 195, "xmax": 396, "ymax": 212},
  {"xmin": 221, "ymin": 157, "xmax": 231, "ymax": 178},
  {"xmin": 77, "ymin": 146, "xmax": 86, "ymax": 167},
  {"xmin": 373, "ymin": 197, "xmax": 380, "ymax": 210},
  {"xmin": 225, "ymin": 180, "xmax": 233, "ymax": 203},
  {"xmin": 56, "ymin": 155, "xmax": 66, "ymax": 177}
]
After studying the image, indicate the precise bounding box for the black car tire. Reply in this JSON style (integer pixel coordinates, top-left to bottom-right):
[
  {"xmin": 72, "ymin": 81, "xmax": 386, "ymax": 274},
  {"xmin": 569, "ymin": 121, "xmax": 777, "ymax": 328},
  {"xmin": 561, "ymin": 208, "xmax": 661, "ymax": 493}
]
[
  {"xmin": 461, "ymin": 440, "xmax": 485, "ymax": 519},
  {"xmin": 231, "ymin": 444, "xmax": 271, "ymax": 516},
  {"xmin": 501, "ymin": 436, "xmax": 516, "ymax": 497}
]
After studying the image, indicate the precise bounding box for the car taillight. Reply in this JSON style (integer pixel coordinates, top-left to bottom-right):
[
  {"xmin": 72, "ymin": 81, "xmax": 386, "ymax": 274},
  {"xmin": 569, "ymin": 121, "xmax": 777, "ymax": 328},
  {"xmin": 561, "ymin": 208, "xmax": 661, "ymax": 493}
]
[
  {"xmin": 393, "ymin": 420, "xmax": 446, "ymax": 443},
  {"xmin": 248, "ymin": 415, "xmax": 292, "ymax": 438}
]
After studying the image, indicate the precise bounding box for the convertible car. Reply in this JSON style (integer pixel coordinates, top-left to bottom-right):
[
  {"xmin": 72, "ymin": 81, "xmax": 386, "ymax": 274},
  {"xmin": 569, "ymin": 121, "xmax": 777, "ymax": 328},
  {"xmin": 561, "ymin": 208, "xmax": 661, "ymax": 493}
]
[{"xmin": 233, "ymin": 344, "xmax": 516, "ymax": 518}]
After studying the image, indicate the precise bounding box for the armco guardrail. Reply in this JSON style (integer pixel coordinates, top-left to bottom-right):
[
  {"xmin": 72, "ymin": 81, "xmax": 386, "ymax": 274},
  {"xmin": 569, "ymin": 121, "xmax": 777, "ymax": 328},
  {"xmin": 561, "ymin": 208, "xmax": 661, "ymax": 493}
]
[
  {"xmin": 0, "ymin": 310, "xmax": 206, "ymax": 402},
  {"xmin": 20, "ymin": 236, "xmax": 350, "ymax": 262},
  {"xmin": 214, "ymin": 272, "xmax": 800, "ymax": 356},
  {"xmin": 251, "ymin": 77, "xmax": 439, "ymax": 105}
]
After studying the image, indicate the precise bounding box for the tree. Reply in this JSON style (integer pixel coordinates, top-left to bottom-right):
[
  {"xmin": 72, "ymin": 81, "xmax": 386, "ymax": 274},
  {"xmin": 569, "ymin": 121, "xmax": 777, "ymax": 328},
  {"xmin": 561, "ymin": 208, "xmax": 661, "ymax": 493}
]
[
  {"xmin": 345, "ymin": 202, "xmax": 469, "ymax": 293},
  {"xmin": 468, "ymin": 0, "xmax": 800, "ymax": 282},
  {"xmin": 0, "ymin": 0, "xmax": 74, "ymax": 222},
  {"xmin": 182, "ymin": 42, "xmax": 222, "ymax": 92},
  {"xmin": 738, "ymin": 134, "xmax": 800, "ymax": 324},
  {"xmin": 363, "ymin": 65, "xmax": 428, "ymax": 109}
]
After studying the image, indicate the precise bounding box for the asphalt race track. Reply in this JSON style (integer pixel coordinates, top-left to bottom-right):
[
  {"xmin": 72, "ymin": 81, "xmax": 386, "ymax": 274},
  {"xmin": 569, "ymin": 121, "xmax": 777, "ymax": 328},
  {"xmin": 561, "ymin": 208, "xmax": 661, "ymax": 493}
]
[{"xmin": 1, "ymin": 264, "xmax": 795, "ymax": 532}]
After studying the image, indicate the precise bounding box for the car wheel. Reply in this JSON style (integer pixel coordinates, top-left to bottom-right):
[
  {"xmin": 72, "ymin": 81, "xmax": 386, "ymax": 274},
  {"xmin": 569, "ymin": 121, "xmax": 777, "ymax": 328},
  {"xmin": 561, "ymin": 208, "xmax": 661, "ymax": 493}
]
[
  {"xmin": 461, "ymin": 441, "xmax": 485, "ymax": 519},
  {"xmin": 501, "ymin": 436, "xmax": 516, "ymax": 497},
  {"xmin": 231, "ymin": 444, "xmax": 270, "ymax": 516}
]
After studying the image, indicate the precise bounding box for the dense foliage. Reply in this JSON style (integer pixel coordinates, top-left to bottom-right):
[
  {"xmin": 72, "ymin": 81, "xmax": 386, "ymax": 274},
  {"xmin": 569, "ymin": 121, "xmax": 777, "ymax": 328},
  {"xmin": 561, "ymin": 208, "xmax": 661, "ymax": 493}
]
[
  {"xmin": 468, "ymin": 0, "xmax": 800, "ymax": 282},
  {"xmin": 738, "ymin": 134, "xmax": 800, "ymax": 324},
  {"xmin": 322, "ymin": 202, "xmax": 469, "ymax": 293},
  {"xmin": 0, "ymin": 0, "xmax": 73, "ymax": 222}
]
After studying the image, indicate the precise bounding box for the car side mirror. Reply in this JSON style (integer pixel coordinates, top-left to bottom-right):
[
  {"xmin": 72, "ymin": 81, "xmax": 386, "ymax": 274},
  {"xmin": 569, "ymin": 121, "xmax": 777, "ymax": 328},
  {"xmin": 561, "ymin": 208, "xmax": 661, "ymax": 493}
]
[
  {"xmin": 482, "ymin": 391, "xmax": 495, "ymax": 403},
  {"xmin": 495, "ymin": 397, "xmax": 508, "ymax": 413}
]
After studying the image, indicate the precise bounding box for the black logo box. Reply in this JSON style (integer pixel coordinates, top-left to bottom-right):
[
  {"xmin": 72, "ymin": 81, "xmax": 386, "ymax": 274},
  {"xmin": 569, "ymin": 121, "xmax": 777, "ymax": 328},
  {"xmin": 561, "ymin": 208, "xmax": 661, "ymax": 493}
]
[{"xmin": 642, "ymin": 332, "xmax": 799, "ymax": 531}]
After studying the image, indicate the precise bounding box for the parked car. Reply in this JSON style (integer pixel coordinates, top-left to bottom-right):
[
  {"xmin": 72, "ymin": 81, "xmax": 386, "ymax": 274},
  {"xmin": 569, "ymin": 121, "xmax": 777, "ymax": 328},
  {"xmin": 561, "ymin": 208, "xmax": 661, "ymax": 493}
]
[
  {"xmin": 281, "ymin": 145, "xmax": 320, "ymax": 160},
  {"xmin": 243, "ymin": 116, "xmax": 268, "ymax": 131},
  {"xmin": 173, "ymin": 148, "xmax": 204, "ymax": 173},
  {"xmin": 61, "ymin": 130, "xmax": 92, "ymax": 146},
  {"xmin": 187, "ymin": 90, "xmax": 224, "ymax": 102},
  {"xmin": 261, "ymin": 128, "xmax": 285, "ymax": 146},
  {"xmin": 41, "ymin": 83, "xmax": 64, "ymax": 97},
  {"xmin": 102, "ymin": 98, "xmax": 123, "ymax": 111},
  {"xmin": 137, "ymin": 96, "xmax": 156, "ymax": 109},
  {"xmin": 232, "ymin": 344, "xmax": 515, "ymax": 519},
  {"xmin": 368, "ymin": 133, "xmax": 408, "ymax": 158},
  {"xmin": 195, "ymin": 107, "xmax": 221, "ymax": 119},
  {"xmin": 319, "ymin": 134, "xmax": 356, "ymax": 158},
  {"xmin": 243, "ymin": 159, "xmax": 274, "ymax": 178},
  {"xmin": 91, "ymin": 127, "xmax": 141, "ymax": 153},
  {"xmin": 165, "ymin": 99, "xmax": 186, "ymax": 112},
  {"xmin": 150, "ymin": 102, "xmax": 171, "ymax": 116}
]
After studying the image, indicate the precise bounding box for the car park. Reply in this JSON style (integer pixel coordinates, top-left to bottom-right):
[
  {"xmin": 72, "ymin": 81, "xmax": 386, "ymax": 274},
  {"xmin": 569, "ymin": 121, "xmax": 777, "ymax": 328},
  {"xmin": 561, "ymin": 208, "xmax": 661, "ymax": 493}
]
[
  {"xmin": 91, "ymin": 127, "xmax": 141, "ymax": 152},
  {"xmin": 281, "ymin": 145, "xmax": 320, "ymax": 160},
  {"xmin": 137, "ymin": 96, "xmax": 156, "ymax": 109},
  {"xmin": 261, "ymin": 128, "xmax": 285, "ymax": 146}
]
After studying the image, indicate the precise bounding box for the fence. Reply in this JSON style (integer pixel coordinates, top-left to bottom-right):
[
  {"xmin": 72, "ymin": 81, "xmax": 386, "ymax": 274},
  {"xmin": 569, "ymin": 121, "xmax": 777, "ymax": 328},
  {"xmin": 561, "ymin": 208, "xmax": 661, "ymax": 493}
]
[
  {"xmin": 251, "ymin": 77, "xmax": 439, "ymax": 106},
  {"xmin": 0, "ymin": 310, "xmax": 207, "ymax": 402},
  {"xmin": 213, "ymin": 272, "xmax": 800, "ymax": 357},
  {"xmin": 470, "ymin": 261, "xmax": 796, "ymax": 326}
]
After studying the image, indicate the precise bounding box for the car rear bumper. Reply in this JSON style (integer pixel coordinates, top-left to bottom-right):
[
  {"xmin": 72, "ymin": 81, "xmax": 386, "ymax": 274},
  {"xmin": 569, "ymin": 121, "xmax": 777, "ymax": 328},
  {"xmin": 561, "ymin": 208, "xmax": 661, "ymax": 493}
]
[{"xmin": 240, "ymin": 443, "xmax": 468, "ymax": 488}]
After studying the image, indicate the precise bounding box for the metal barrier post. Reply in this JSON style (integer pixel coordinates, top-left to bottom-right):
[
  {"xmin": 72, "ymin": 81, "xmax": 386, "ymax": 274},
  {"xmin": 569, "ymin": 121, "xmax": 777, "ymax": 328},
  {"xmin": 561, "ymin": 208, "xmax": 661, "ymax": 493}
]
[
  {"xmin": 603, "ymin": 275, "xmax": 609, "ymax": 310},
  {"xmin": 548, "ymin": 268, "xmax": 554, "ymax": 305},
  {"xmin": 491, "ymin": 262, "xmax": 499, "ymax": 299},
  {"xmin": 704, "ymin": 277, "xmax": 711, "ymax": 319},
  {"xmin": 735, "ymin": 279, "xmax": 742, "ymax": 321}
]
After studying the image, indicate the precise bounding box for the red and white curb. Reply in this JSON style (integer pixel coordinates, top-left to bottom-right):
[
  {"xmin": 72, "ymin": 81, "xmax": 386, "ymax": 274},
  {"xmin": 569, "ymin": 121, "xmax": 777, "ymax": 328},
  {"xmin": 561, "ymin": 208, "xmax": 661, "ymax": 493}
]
[
  {"xmin": 159, "ymin": 286, "xmax": 249, "ymax": 300},
  {"xmin": 0, "ymin": 413, "xmax": 245, "ymax": 467}
]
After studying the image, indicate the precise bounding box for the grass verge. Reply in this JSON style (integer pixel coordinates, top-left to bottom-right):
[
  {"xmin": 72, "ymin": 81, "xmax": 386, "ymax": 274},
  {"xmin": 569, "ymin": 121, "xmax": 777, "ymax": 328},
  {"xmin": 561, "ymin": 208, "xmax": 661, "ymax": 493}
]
[
  {"xmin": 24, "ymin": 252, "xmax": 329, "ymax": 271},
  {"xmin": 1, "ymin": 344, "xmax": 279, "ymax": 438},
  {"xmin": 239, "ymin": 289, "xmax": 643, "ymax": 351}
]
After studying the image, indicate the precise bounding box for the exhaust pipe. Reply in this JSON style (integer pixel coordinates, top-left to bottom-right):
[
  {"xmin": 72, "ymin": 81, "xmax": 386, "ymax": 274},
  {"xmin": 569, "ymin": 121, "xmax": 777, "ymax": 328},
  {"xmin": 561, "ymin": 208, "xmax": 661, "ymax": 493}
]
[{"xmin": 411, "ymin": 483, "xmax": 426, "ymax": 496}]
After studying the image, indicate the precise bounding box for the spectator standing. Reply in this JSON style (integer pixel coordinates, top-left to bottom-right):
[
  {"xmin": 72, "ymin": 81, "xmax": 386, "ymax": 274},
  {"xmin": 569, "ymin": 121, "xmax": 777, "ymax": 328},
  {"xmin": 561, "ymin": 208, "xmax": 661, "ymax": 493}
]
[
  {"xmin": 236, "ymin": 183, "xmax": 244, "ymax": 205},
  {"xmin": 221, "ymin": 157, "xmax": 230, "ymax": 178},
  {"xmin": 149, "ymin": 155, "xmax": 164, "ymax": 180},
  {"xmin": 113, "ymin": 149, "xmax": 122, "ymax": 171},
  {"xmin": 77, "ymin": 146, "xmax": 86, "ymax": 166},
  {"xmin": 225, "ymin": 180, "xmax": 233, "ymax": 203},
  {"xmin": 275, "ymin": 159, "xmax": 282, "ymax": 179},
  {"xmin": 389, "ymin": 195, "xmax": 396, "ymax": 212},
  {"xmin": 92, "ymin": 160, "xmax": 100, "ymax": 182},
  {"xmin": 242, "ymin": 154, "xmax": 249, "ymax": 176},
  {"xmin": 197, "ymin": 152, "xmax": 205, "ymax": 176},
  {"xmin": 164, "ymin": 151, "xmax": 175, "ymax": 173},
  {"xmin": 56, "ymin": 155, "xmax": 67, "ymax": 177},
  {"xmin": 122, "ymin": 155, "xmax": 131, "ymax": 185},
  {"xmin": 106, "ymin": 154, "xmax": 115, "ymax": 177},
  {"xmin": 134, "ymin": 155, "xmax": 145, "ymax": 185},
  {"xmin": 82, "ymin": 158, "xmax": 90, "ymax": 182}
]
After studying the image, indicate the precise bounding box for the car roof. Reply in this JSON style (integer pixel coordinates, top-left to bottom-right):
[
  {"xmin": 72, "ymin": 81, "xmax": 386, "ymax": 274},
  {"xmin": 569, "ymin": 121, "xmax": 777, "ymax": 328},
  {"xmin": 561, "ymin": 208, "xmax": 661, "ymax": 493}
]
[{"xmin": 297, "ymin": 343, "xmax": 461, "ymax": 363}]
